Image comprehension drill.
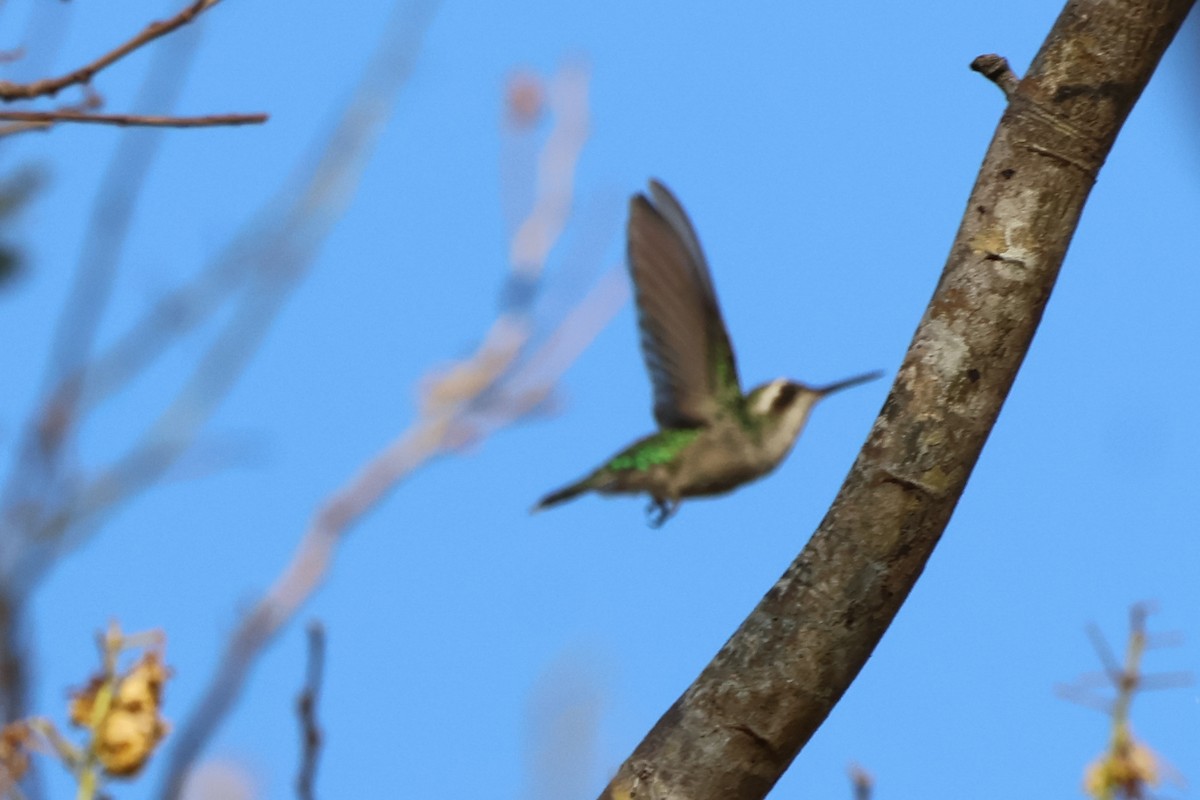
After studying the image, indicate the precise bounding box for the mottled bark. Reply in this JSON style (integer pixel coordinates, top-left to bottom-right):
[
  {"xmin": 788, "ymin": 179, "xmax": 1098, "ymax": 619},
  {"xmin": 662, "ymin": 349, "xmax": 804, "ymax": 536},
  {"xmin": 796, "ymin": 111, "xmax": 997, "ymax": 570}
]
[{"xmin": 600, "ymin": 1, "xmax": 1195, "ymax": 798}]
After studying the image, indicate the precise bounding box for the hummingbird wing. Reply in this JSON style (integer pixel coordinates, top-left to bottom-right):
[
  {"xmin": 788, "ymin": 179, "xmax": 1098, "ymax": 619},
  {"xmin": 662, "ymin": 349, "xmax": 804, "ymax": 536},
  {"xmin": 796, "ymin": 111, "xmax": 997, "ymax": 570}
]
[{"xmin": 627, "ymin": 180, "xmax": 742, "ymax": 429}]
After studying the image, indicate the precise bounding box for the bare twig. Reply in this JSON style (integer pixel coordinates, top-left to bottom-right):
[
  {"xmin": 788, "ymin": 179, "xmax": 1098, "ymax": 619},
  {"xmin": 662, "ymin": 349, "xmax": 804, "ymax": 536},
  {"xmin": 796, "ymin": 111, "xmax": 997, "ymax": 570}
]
[
  {"xmin": 158, "ymin": 57, "xmax": 623, "ymax": 799},
  {"xmin": 0, "ymin": 88, "xmax": 105, "ymax": 137},
  {"xmin": 0, "ymin": 110, "xmax": 267, "ymax": 129},
  {"xmin": 0, "ymin": 121, "xmax": 53, "ymax": 137},
  {"xmin": 970, "ymin": 54, "xmax": 1021, "ymax": 99},
  {"xmin": 1058, "ymin": 604, "xmax": 1192, "ymax": 714},
  {"xmin": 0, "ymin": 0, "xmax": 225, "ymax": 102},
  {"xmin": 296, "ymin": 622, "xmax": 325, "ymax": 800},
  {"xmin": 598, "ymin": 2, "xmax": 1195, "ymax": 797},
  {"xmin": 1087, "ymin": 621, "xmax": 1125, "ymax": 683}
]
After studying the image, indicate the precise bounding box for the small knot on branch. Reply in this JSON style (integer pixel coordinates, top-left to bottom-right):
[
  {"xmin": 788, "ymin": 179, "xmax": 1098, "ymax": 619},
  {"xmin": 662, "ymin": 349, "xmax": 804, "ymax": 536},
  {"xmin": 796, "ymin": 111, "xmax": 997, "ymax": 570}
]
[{"xmin": 971, "ymin": 54, "xmax": 1020, "ymax": 99}]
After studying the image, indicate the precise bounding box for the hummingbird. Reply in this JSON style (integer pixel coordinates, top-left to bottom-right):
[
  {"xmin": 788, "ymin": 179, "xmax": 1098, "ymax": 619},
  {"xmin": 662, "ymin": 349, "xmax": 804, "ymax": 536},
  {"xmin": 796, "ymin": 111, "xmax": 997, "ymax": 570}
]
[{"xmin": 534, "ymin": 179, "xmax": 881, "ymax": 526}]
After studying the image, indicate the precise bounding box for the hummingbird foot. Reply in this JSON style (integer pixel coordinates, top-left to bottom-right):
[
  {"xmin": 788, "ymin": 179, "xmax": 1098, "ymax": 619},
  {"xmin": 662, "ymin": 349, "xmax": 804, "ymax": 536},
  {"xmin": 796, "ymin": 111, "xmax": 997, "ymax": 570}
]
[{"xmin": 645, "ymin": 497, "xmax": 678, "ymax": 528}]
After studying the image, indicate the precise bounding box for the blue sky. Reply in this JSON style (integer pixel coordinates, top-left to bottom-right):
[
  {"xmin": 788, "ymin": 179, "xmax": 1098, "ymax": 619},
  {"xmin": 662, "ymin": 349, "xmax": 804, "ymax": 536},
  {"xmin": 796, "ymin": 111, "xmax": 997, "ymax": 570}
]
[{"xmin": 1, "ymin": 1, "xmax": 1198, "ymax": 798}]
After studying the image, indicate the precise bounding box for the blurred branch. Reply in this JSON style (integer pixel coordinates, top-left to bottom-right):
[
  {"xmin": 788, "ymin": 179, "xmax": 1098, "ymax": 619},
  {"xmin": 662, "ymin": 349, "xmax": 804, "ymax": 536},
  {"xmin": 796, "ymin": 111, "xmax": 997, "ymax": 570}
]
[
  {"xmin": 159, "ymin": 58, "xmax": 625, "ymax": 799},
  {"xmin": 1087, "ymin": 621, "xmax": 1126, "ymax": 684},
  {"xmin": 1056, "ymin": 603, "xmax": 1192, "ymax": 714},
  {"xmin": 0, "ymin": 17, "xmax": 209, "ymax": 755},
  {"xmin": 0, "ymin": 0, "xmax": 225, "ymax": 102},
  {"xmin": 508, "ymin": 64, "xmax": 590, "ymax": 283},
  {"xmin": 0, "ymin": 120, "xmax": 52, "ymax": 137},
  {"xmin": 22, "ymin": 0, "xmax": 438, "ymax": 585},
  {"xmin": 296, "ymin": 622, "xmax": 325, "ymax": 800},
  {"xmin": 599, "ymin": 1, "xmax": 1194, "ymax": 798},
  {"xmin": 0, "ymin": 2, "xmax": 424, "ymax": 786},
  {"xmin": 0, "ymin": 48, "xmax": 27, "ymax": 66},
  {"xmin": 0, "ymin": 167, "xmax": 46, "ymax": 291},
  {"xmin": 0, "ymin": 110, "xmax": 267, "ymax": 131},
  {"xmin": 58, "ymin": 250, "xmax": 252, "ymax": 420},
  {"xmin": 847, "ymin": 764, "xmax": 872, "ymax": 800},
  {"xmin": 149, "ymin": 3, "xmax": 441, "ymax": 794},
  {"xmin": 1067, "ymin": 606, "xmax": 1189, "ymax": 799},
  {"xmin": 523, "ymin": 653, "xmax": 605, "ymax": 800}
]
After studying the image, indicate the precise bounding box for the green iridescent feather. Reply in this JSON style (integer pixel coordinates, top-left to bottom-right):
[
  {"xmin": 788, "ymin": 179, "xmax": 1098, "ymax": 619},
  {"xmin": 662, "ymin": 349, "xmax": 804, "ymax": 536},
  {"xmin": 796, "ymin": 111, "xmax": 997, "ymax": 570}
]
[{"xmin": 607, "ymin": 428, "xmax": 702, "ymax": 472}]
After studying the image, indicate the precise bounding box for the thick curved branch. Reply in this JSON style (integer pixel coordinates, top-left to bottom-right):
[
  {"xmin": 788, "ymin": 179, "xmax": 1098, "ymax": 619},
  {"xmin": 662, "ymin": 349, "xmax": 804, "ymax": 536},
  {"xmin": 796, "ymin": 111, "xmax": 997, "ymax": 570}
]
[{"xmin": 599, "ymin": 1, "xmax": 1195, "ymax": 798}]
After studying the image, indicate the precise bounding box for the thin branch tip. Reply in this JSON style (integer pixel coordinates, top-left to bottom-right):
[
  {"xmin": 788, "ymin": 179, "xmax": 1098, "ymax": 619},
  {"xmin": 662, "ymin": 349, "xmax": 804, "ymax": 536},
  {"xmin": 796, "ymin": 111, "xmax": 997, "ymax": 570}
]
[
  {"xmin": 296, "ymin": 621, "xmax": 326, "ymax": 800},
  {"xmin": 0, "ymin": 0, "xmax": 228, "ymax": 102},
  {"xmin": 971, "ymin": 53, "xmax": 1020, "ymax": 99},
  {"xmin": 0, "ymin": 110, "xmax": 268, "ymax": 131}
]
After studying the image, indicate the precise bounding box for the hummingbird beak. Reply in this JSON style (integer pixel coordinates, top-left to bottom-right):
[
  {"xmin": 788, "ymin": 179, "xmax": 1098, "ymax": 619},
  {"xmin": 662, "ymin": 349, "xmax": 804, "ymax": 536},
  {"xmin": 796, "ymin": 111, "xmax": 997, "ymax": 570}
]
[{"xmin": 813, "ymin": 370, "xmax": 884, "ymax": 398}]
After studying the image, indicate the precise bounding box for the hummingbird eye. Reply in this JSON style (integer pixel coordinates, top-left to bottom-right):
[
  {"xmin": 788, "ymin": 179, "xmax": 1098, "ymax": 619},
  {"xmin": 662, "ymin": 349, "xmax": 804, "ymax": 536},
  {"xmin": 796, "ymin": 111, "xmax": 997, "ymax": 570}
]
[{"xmin": 770, "ymin": 383, "xmax": 800, "ymax": 413}]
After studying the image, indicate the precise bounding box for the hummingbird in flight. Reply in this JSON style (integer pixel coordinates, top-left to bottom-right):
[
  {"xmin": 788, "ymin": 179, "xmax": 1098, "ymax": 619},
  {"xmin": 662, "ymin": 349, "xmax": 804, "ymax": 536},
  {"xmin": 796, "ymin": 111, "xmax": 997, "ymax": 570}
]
[{"xmin": 535, "ymin": 180, "xmax": 880, "ymax": 526}]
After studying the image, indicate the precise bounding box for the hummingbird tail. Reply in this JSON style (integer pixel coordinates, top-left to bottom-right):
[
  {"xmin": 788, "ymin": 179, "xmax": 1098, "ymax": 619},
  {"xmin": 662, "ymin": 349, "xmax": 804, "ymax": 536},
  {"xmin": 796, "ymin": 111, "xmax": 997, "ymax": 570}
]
[{"xmin": 532, "ymin": 479, "xmax": 592, "ymax": 512}]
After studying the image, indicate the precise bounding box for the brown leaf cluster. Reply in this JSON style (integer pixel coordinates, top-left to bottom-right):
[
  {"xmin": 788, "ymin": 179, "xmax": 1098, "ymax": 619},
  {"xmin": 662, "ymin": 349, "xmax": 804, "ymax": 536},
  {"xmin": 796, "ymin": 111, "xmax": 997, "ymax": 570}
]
[{"xmin": 70, "ymin": 650, "xmax": 172, "ymax": 777}]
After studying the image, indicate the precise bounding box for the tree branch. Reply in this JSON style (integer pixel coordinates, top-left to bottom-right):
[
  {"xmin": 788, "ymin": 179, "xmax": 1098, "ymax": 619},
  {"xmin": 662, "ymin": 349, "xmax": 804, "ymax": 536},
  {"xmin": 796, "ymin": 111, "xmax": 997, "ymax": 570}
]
[
  {"xmin": 970, "ymin": 53, "xmax": 1020, "ymax": 99},
  {"xmin": 0, "ymin": 0, "xmax": 225, "ymax": 102},
  {"xmin": 598, "ymin": 1, "xmax": 1196, "ymax": 797},
  {"xmin": 17, "ymin": 0, "xmax": 440, "ymax": 599},
  {"xmin": 295, "ymin": 622, "xmax": 325, "ymax": 800},
  {"xmin": 0, "ymin": 110, "xmax": 267, "ymax": 129},
  {"xmin": 156, "ymin": 58, "xmax": 624, "ymax": 799},
  {"xmin": 0, "ymin": 18, "xmax": 211, "ymax": 756}
]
